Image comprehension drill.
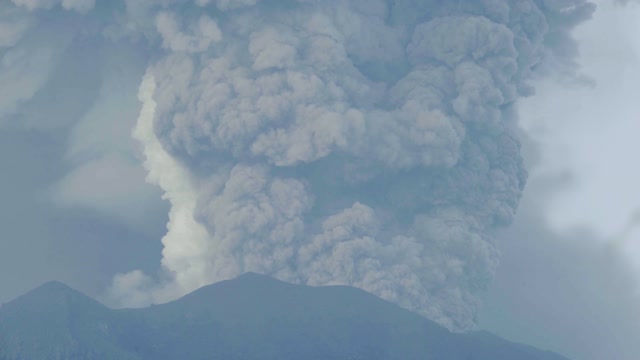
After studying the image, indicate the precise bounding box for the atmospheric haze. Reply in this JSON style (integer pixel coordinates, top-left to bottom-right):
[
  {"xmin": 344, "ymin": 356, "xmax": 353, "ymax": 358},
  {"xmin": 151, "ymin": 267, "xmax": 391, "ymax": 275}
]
[{"xmin": 1, "ymin": 0, "xmax": 596, "ymax": 333}]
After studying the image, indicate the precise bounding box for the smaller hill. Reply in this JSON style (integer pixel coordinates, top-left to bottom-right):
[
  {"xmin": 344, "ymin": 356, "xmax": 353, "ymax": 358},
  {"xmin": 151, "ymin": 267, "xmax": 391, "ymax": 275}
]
[{"xmin": 0, "ymin": 281, "xmax": 137, "ymax": 360}]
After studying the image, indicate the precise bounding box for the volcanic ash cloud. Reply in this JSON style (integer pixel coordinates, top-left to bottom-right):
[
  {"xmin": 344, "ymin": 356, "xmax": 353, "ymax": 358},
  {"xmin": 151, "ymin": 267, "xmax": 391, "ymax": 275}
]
[{"xmin": 110, "ymin": 0, "xmax": 595, "ymax": 331}]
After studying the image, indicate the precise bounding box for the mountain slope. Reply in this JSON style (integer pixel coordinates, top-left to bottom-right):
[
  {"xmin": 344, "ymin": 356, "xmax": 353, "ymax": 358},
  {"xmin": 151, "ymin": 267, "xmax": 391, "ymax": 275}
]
[{"xmin": 0, "ymin": 273, "xmax": 568, "ymax": 360}]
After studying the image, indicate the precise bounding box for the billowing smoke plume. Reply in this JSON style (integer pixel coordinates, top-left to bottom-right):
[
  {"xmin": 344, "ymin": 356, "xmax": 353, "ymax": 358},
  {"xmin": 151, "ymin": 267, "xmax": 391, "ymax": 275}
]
[
  {"xmin": 110, "ymin": 0, "xmax": 596, "ymax": 331},
  {"xmin": 0, "ymin": 0, "xmax": 595, "ymax": 331}
]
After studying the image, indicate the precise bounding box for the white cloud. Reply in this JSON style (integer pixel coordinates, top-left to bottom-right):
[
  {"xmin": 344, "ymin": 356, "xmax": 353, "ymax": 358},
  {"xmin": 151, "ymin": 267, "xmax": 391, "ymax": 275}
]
[
  {"xmin": 10, "ymin": 0, "xmax": 95, "ymax": 13},
  {"xmin": 51, "ymin": 153, "xmax": 163, "ymax": 230},
  {"xmin": 517, "ymin": 2, "xmax": 640, "ymax": 245},
  {"xmin": 48, "ymin": 42, "xmax": 166, "ymax": 233}
]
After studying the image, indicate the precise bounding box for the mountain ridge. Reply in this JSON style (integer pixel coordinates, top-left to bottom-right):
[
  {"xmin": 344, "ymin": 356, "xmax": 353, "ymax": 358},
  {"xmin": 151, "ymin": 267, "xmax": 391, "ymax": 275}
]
[{"xmin": 0, "ymin": 273, "xmax": 568, "ymax": 360}]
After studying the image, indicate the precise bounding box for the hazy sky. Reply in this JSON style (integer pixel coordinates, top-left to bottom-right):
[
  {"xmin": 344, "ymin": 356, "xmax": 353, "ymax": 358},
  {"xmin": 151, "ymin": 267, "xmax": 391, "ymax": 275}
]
[
  {"xmin": 0, "ymin": 1, "xmax": 638, "ymax": 359},
  {"xmin": 480, "ymin": 2, "xmax": 640, "ymax": 359}
]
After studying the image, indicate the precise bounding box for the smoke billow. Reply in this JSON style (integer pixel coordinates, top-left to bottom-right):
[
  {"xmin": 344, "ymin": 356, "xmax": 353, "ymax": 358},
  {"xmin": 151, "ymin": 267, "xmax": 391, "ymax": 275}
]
[
  {"xmin": 111, "ymin": 0, "xmax": 596, "ymax": 331},
  {"xmin": 0, "ymin": 0, "xmax": 595, "ymax": 331}
]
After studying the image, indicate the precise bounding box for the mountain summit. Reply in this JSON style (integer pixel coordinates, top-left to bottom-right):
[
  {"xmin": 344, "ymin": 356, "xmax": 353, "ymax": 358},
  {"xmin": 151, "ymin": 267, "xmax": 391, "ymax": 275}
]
[{"xmin": 0, "ymin": 273, "xmax": 567, "ymax": 360}]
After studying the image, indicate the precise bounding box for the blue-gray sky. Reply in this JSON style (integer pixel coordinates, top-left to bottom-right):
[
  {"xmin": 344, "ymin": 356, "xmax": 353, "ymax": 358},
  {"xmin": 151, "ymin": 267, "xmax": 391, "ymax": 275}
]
[{"xmin": 0, "ymin": 1, "xmax": 638, "ymax": 359}]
